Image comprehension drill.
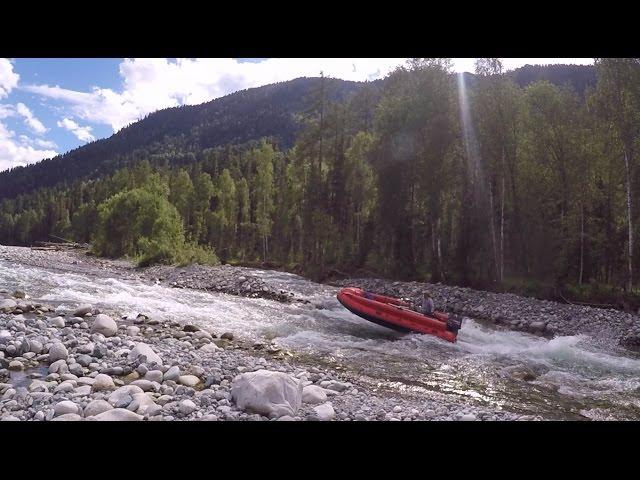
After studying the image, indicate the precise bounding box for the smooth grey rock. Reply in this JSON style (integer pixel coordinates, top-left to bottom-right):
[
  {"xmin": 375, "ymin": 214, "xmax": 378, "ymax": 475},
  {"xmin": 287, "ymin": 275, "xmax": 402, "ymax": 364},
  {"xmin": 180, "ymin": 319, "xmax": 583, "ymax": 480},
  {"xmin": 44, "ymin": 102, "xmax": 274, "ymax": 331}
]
[
  {"xmin": 231, "ymin": 369, "xmax": 302, "ymax": 418},
  {"xmin": 48, "ymin": 343, "xmax": 68, "ymax": 363},
  {"xmin": 130, "ymin": 379, "xmax": 155, "ymax": 392},
  {"xmin": 163, "ymin": 366, "xmax": 180, "ymax": 382},
  {"xmin": 92, "ymin": 374, "xmax": 116, "ymax": 392},
  {"xmin": 73, "ymin": 305, "xmax": 92, "ymax": 317},
  {"xmin": 128, "ymin": 342, "xmax": 163, "ymax": 365},
  {"xmin": 49, "ymin": 316, "xmax": 65, "ymax": 327},
  {"xmin": 179, "ymin": 399, "xmax": 197, "ymax": 415},
  {"xmin": 108, "ymin": 385, "xmax": 144, "ymax": 407},
  {"xmin": 313, "ymin": 403, "xmax": 335, "ymax": 421},
  {"xmin": 178, "ymin": 375, "xmax": 200, "ymax": 388},
  {"xmin": 92, "ymin": 408, "xmax": 143, "ymax": 421},
  {"xmin": 144, "ymin": 370, "xmax": 163, "ymax": 383},
  {"xmin": 91, "ymin": 314, "xmax": 118, "ymax": 337},
  {"xmin": 302, "ymin": 385, "xmax": 328, "ymax": 405},
  {"xmin": 54, "ymin": 400, "xmax": 80, "ymax": 417},
  {"xmin": 84, "ymin": 399, "xmax": 113, "ymax": 417},
  {"xmin": 51, "ymin": 413, "xmax": 83, "ymax": 421}
]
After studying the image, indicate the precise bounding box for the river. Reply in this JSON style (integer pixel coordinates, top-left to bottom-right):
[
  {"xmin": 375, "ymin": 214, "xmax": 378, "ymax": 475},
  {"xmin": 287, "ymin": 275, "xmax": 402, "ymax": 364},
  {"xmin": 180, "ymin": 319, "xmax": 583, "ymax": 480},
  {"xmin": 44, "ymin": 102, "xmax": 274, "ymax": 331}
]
[{"xmin": 2, "ymin": 257, "xmax": 640, "ymax": 420}]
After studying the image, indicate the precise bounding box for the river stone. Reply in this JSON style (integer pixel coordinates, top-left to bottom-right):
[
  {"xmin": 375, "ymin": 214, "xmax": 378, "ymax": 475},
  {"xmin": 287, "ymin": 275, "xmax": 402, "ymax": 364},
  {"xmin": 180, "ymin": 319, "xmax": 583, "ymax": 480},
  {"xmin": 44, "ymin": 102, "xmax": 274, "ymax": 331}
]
[
  {"xmin": 231, "ymin": 369, "xmax": 303, "ymax": 418},
  {"xmin": 221, "ymin": 332, "xmax": 234, "ymax": 340},
  {"xmin": 29, "ymin": 340, "xmax": 43, "ymax": 354},
  {"xmin": 313, "ymin": 402, "xmax": 335, "ymax": 421},
  {"xmin": 91, "ymin": 314, "xmax": 118, "ymax": 337},
  {"xmin": 8, "ymin": 360, "xmax": 23, "ymax": 371},
  {"xmin": 48, "ymin": 343, "xmax": 68, "ymax": 363},
  {"xmin": 0, "ymin": 330, "xmax": 12, "ymax": 343},
  {"xmin": 179, "ymin": 399, "xmax": 197, "ymax": 415},
  {"xmin": 54, "ymin": 382, "xmax": 75, "ymax": 394},
  {"xmin": 199, "ymin": 343, "xmax": 220, "ymax": 353},
  {"xmin": 128, "ymin": 342, "xmax": 163, "ymax": 365},
  {"xmin": 108, "ymin": 385, "xmax": 144, "ymax": 407},
  {"xmin": 126, "ymin": 326, "xmax": 140, "ymax": 337},
  {"xmin": 0, "ymin": 299, "xmax": 17, "ymax": 312},
  {"xmin": 144, "ymin": 370, "xmax": 163, "ymax": 383},
  {"xmin": 459, "ymin": 413, "xmax": 477, "ymax": 421},
  {"xmin": 131, "ymin": 379, "xmax": 156, "ymax": 392},
  {"xmin": 302, "ymin": 385, "xmax": 328, "ymax": 405},
  {"xmin": 54, "ymin": 400, "xmax": 80, "ymax": 417},
  {"xmin": 92, "ymin": 408, "xmax": 143, "ymax": 421},
  {"xmin": 163, "ymin": 365, "xmax": 180, "ymax": 382},
  {"xmin": 131, "ymin": 392, "xmax": 157, "ymax": 415},
  {"xmin": 51, "ymin": 413, "xmax": 83, "ymax": 421},
  {"xmin": 49, "ymin": 316, "xmax": 65, "ymax": 327},
  {"xmin": 502, "ymin": 364, "xmax": 537, "ymax": 382},
  {"xmin": 84, "ymin": 399, "xmax": 113, "ymax": 417},
  {"xmin": 73, "ymin": 305, "xmax": 93, "ymax": 317},
  {"xmin": 92, "ymin": 373, "xmax": 116, "ymax": 392},
  {"xmin": 178, "ymin": 375, "xmax": 200, "ymax": 387},
  {"xmin": 325, "ymin": 381, "xmax": 351, "ymax": 392}
]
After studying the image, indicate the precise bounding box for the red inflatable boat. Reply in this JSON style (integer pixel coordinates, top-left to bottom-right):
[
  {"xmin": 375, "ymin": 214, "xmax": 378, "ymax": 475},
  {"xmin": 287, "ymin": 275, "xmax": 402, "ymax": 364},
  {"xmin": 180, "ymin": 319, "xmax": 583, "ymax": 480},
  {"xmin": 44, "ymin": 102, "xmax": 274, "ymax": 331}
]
[{"xmin": 336, "ymin": 287, "xmax": 462, "ymax": 343}]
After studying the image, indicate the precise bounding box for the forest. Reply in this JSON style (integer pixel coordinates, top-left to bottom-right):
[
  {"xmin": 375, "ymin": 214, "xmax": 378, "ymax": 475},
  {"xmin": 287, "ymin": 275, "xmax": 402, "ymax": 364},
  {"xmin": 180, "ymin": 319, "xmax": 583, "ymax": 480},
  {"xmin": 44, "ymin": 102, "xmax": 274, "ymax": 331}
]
[{"xmin": 1, "ymin": 59, "xmax": 639, "ymax": 306}]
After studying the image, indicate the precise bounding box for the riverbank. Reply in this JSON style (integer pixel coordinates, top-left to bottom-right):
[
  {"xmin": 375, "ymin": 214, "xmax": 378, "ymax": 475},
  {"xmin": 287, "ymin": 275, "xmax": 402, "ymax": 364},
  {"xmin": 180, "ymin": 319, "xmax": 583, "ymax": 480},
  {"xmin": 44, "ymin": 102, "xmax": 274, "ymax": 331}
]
[
  {"xmin": 3, "ymin": 245, "xmax": 640, "ymax": 421},
  {"xmin": 2, "ymin": 245, "xmax": 638, "ymax": 349}
]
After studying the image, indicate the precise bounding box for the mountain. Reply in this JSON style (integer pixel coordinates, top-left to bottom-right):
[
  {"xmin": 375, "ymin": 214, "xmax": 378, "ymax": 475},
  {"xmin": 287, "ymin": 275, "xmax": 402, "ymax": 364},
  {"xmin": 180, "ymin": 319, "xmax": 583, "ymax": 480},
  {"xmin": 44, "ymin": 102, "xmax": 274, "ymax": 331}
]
[
  {"xmin": 509, "ymin": 64, "xmax": 597, "ymax": 95},
  {"xmin": 0, "ymin": 77, "xmax": 373, "ymax": 199},
  {"xmin": 0, "ymin": 65, "xmax": 597, "ymax": 200}
]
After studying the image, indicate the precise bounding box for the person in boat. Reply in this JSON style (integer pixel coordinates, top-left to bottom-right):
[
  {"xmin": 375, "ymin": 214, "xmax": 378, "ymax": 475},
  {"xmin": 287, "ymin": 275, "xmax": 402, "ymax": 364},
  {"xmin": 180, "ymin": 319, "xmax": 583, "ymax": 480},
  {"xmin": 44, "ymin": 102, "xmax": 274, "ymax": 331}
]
[{"xmin": 414, "ymin": 292, "xmax": 435, "ymax": 316}]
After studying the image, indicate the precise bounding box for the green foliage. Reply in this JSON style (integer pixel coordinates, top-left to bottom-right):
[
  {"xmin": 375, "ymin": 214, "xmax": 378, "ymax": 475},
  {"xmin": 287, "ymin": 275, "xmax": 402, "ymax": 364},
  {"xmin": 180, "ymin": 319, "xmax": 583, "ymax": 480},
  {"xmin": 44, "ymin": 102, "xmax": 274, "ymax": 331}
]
[
  {"xmin": 4, "ymin": 62, "xmax": 640, "ymax": 302},
  {"xmin": 93, "ymin": 187, "xmax": 217, "ymax": 267}
]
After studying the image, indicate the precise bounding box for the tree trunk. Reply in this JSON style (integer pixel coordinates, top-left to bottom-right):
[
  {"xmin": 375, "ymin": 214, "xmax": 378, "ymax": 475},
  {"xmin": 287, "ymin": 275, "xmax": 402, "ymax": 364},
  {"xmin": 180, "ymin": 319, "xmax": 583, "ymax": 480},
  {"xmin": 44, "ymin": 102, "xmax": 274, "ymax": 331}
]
[
  {"xmin": 500, "ymin": 173, "xmax": 505, "ymax": 283},
  {"xmin": 624, "ymin": 148, "xmax": 633, "ymax": 291},
  {"xmin": 579, "ymin": 203, "xmax": 584, "ymax": 285},
  {"xmin": 488, "ymin": 179, "xmax": 499, "ymax": 282}
]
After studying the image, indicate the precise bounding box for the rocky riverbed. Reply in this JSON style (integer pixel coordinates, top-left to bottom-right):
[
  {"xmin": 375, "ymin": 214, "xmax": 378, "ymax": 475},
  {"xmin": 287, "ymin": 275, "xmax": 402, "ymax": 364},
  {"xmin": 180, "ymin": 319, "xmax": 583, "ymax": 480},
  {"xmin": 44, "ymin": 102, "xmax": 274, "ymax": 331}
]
[
  {"xmin": 0, "ymin": 291, "xmax": 524, "ymax": 421},
  {"xmin": 2, "ymin": 245, "xmax": 640, "ymax": 421}
]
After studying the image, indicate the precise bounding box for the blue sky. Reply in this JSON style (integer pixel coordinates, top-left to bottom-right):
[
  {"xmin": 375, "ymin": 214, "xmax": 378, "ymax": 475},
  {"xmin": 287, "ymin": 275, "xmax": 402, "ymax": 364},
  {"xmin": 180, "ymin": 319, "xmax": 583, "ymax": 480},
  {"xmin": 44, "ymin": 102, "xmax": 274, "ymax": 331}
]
[{"xmin": 0, "ymin": 58, "xmax": 594, "ymax": 173}]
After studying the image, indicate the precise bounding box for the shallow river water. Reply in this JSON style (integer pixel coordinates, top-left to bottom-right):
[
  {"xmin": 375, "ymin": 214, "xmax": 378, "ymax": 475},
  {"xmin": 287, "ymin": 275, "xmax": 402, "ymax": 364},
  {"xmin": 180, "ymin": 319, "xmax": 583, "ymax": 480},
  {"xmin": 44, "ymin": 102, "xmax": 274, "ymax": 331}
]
[{"xmin": 2, "ymin": 258, "xmax": 640, "ymax": 420}]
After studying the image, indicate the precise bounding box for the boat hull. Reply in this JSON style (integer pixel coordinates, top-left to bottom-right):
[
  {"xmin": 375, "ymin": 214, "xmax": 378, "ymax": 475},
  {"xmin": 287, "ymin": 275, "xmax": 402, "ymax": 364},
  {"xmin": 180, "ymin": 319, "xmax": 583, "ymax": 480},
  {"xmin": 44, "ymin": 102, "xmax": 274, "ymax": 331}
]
[{"xmin": 337, "ymin": 287, "xmax": 459, "ymax": 343}]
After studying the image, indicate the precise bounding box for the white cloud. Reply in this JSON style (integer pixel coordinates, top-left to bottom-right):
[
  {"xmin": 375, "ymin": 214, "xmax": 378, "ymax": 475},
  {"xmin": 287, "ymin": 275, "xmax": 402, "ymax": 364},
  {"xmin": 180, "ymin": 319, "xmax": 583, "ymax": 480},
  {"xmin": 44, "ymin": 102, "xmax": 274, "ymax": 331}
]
[
  {"xmin": 57, "ymin": 117, "xmax": 95, "ymax": 142},
  {"xmin": 0, "ymin": 121, "xmax": 57, "ymax": 172},
  {"xmin": 0, "ymin": 58, "xmax": 19, "ymax": 99},
  {"xmin": 15, "ymin": 102, "xmax": 47, "ymax": 134},
  {"xmin": 34, "ymin": 138, "xmax": 58, "ymax": 149},
  {"xmin": 23, "ymin": 58, "xmax": 407, "ymax": 132},
  {"xmin": 0, "ymin": 102, "xmax": 48, "ymax": 135}
]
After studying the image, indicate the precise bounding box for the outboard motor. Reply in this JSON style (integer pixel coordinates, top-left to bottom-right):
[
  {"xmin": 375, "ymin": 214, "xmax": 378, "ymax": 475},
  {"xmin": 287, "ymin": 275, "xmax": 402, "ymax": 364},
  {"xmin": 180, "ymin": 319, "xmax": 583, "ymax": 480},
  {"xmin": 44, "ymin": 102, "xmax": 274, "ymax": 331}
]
[{"xmin": 446, "ymin": 313, "xmax": 463, "ymax": 333}]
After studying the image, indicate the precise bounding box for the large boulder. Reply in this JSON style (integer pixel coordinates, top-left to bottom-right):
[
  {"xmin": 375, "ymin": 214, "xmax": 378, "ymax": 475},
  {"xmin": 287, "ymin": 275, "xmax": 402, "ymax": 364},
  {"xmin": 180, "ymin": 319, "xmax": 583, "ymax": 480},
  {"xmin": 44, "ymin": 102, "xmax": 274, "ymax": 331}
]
[
  {"xmin": 231, "ymin": 369, "xmax": 302, "ymax": 418},
  {"xmin": 91, "ymin": 408, "xmax": 143, "ymax": 421},
  {"xmin": 127, "ymin": 343, "xmax": 163, "ymax": 365},
  {"xmin": 91, "ymin": 314, "xmax": 118, "ymax": 337}
]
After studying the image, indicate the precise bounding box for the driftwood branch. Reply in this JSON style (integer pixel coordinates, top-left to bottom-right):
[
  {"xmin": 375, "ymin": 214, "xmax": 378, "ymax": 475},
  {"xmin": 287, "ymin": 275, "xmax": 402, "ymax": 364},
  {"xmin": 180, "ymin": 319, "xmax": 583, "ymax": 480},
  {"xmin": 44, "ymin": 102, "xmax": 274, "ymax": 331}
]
[{"xmin": 558, "ymin": 292, "xmax": 615, "ymax": 309}]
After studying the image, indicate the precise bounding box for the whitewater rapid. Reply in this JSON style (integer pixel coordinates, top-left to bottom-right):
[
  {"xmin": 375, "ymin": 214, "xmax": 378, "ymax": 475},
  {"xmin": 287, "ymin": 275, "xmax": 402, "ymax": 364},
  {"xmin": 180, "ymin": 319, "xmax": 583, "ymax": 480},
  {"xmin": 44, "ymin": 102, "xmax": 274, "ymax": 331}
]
[{"xmin": 2, "ymin": 258, "xmax": 640, "ymax": 420}]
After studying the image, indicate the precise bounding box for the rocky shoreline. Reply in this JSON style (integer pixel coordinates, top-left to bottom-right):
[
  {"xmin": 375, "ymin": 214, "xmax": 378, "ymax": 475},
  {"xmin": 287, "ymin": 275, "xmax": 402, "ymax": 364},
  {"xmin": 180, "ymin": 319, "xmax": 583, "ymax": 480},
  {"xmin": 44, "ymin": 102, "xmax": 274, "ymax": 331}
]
[
  {"xmin": 0, "ymin": 290, "xmax": 528, "ymax": 421},
  {"xmin": 331, "ymin": 278, "xmax": 640, "ymax": 348}
]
